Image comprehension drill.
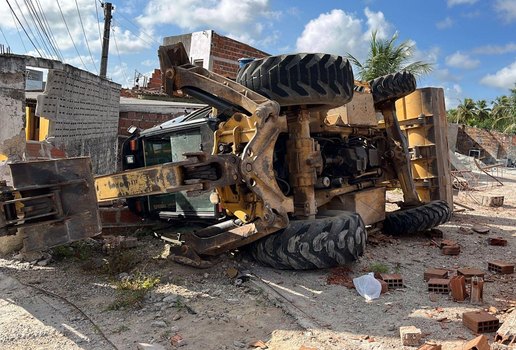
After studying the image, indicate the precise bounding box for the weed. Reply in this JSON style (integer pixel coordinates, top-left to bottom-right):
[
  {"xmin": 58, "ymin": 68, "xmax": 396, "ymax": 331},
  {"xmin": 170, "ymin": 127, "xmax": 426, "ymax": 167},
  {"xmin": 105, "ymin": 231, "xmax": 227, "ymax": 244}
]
[
  {"xmin": 107, "ymin": 274, "xmax": 160, "ymax": 310},
  {"xmin": 369, "ymin": 262, "xmax": 389, "ymax": 274},
  {"xmin": 104, "ymin": 250, "xmax": 141, "ymax": 276}
]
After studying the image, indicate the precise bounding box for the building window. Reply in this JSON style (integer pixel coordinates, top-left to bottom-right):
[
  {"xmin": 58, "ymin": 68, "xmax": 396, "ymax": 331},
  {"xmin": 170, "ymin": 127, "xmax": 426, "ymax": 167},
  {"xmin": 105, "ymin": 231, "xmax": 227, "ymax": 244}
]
[{"xmin": 193, "ymin": 59, "xmax": 204, "ymax": 68}]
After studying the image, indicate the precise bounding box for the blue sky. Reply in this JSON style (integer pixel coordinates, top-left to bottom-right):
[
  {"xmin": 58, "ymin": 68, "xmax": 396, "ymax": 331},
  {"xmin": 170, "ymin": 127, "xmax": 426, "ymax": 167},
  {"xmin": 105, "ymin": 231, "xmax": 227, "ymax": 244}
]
[{"xmin": 1, "ymin": 0, "xmax": 515, "ymax": 108}]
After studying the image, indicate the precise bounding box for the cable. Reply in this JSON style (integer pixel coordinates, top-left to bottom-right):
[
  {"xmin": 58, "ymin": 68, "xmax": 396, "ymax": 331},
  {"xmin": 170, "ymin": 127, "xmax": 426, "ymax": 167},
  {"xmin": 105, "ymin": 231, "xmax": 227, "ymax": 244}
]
[
  {"xmin": 13, "ymin": 0, "xmax": 46, "ymax": 57},
  {"xmin": 94, "ymin": 0, "xmax": 102, "ymax": 50},
  {"xmin": 56, "ymin": 0, "xmax": 87, "ymax": 70},
  {"xmin": 23, "ymin": 0, "xmax": 52, "ymax": 57},
  {"xmin": 74, "ymin": 0, "xmax": 98, "ymax": 73},
  {"xmin": 34, "ymin": 0, "xmax": 64, "ymax": 60},
  {"xmin": 111, "ymin": 26, "xmax": 129, "ymax": 84},
  {"xmin": 0, "ymin": 25, "xmax": 10, "ymax": 47},
  {"xmin": 5, "ymin": 0, "xmax": 42, "ymax": 56},
  {"xmin": 115, "ymin": 10, "xmax": 161, "ymax": 45},
  {"xmin": 112, "ymin": 19, "xmax": 155, "ymax": 47},
  {"xmin": 10, "ymin": 8, "xmax": 27, "ymax": 52},
  {"xmin": 24, "ymin": 0, "xmax": 59, "ymax": 59}
]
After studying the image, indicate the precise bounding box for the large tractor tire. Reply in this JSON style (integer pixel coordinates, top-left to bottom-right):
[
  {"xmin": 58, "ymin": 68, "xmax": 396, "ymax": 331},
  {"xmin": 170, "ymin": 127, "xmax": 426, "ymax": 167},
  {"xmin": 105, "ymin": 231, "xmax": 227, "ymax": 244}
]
[
  {"xmin": 383, "ymin": 200, "xmax": 452, "ymax": 236},
  {"xmin": 236, "ymin": 53, "xmax": 354, "ymax": 106},
  {"xmin": 248, "ymin": 212, "xmax": 366, "ymax": 270},
  {"xmin": 369, "ymin": 71, "xmax": 416, "ymax": 106}
]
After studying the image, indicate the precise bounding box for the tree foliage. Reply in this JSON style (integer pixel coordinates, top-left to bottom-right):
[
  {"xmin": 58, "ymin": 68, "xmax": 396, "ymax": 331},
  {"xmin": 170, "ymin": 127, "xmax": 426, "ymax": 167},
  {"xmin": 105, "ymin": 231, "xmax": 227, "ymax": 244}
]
[
  {"xmin": 447, "ymin": 85, "xmax": 516, "ymax": 134},
  {"xmin": 346, "ymin": 31, "xmax": 434, "ymax": 81}
]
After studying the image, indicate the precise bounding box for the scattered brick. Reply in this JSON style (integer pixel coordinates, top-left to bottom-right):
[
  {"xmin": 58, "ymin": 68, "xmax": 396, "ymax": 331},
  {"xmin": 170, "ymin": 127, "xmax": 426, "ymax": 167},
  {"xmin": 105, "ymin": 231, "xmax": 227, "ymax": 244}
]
[
  {"xmin": 379, "ymin": 273, "xmax": 404, "ymax": 288},
  {"xmin": 462, "ymin": 311, "xmax": 499, "ymax": 333},
  {"xmin": 424, "ymin": 268, "xmax": 449, "ymax": 281},
  {"xmin": 441, "ymin": 245, "xmax": 460, "ymax": 255},
  {"xmin": 457, "ymin": 268, "xmax": 485, "ymax": 282},
  {"xmin": 462, "ymin": 335, "xmax": 489, "ymax": 350},
  {"xmin": 470, "ymin": 277, "xmax": 484, "ymax": 304},
  {"xmin": 439, "ymin": 239, "xmax": 458, "ymax": 248},
  {"xmin": 488, "ymin": 261, "xmax": 514, "ymax": 274},
  {"xmin": 376, "ymin": 278, "xmax": 389, "ymax": 294},
  {"xmin": 399, "ymin": 326, "xmax": 422, "ymax": 346},
  {"xmin": 417, "ymin": 342, "xmax": 442, "ymax": 350},
  {"xmin": 449, "ymin": 275, "xmax": 468, "ymax": 301},
  {"xmin": 427, "ymin": 278, "xmax": 450, "ymax": 294},
  {"xmin": 487, "ymin": 237, "xmax": 508, "ymax": 246}
]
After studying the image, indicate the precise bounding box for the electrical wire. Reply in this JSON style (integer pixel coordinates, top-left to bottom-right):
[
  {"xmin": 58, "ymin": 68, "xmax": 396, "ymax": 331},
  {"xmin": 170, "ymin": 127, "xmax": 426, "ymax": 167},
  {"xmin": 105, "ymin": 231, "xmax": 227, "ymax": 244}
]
[
  {"xmin": 111, "ymin": 26, "xmax": 129, "ymax": 84},
  {"xmin": 10, "ymin": 8, "xmax": 27, "ymax": 52},
  {"xmin": 94, "ymin": 0, "xmax": 103, "ymax": 50},
  {"xmin": 24, "ymin": 0, "xmax": 59, "ymax": 59},
  {"xmin": 13, "ymin": 0, "xmax": 46, "ymax": 57},
  {"xmin": 56, "ymin": 0, "xmax": 87, "ymax": 70},
  {"xmin": 34, "ymin": 0, "xmax": 64, "ymax": 60},
  {"xmin": 115, "ymin": 10, "xmax": 161, "ymax": 45},
  {"xmin": 0, "ymin": 25, "xmax": 10, "ymax": 47},
  {"xmin": 5, "ymin": 0, "xmax": 42, "ymax": 56},
  {"xmin": 112, "ymin": 19, "xmax": 155, "ymax": 47},
  {"xmin": 23, "ymin": 0, "xmax": 52, "ymax": 57},
  {"xmin": 74, "ymin": 0, "xmax": 98, "ymax": 73}
]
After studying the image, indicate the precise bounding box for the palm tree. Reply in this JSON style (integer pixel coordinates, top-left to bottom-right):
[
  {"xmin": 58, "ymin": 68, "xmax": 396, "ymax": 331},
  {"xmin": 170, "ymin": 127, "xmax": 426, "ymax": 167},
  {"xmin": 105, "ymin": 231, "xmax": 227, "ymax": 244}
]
[
  {"xmin": 491, "ymin": 88, "xmax": 516, "ymax": 133},
  {"xmin": 346, "ymin": 31, "xmax": 434, "ymax": 81},
  {"xmin": 454, "ymin": 98, "xmax": 477, "ymax": 125}
]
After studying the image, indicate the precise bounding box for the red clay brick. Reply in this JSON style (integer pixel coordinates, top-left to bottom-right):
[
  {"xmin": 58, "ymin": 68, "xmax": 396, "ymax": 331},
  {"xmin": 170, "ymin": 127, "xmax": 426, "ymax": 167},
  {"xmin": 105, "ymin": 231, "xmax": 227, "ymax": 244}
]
[
  {"xmin": 424, "ymin": 268, "xmax": 448, "ymax": 281},
  {"xmin": 488, "ymin": 261, "xmax": 514, "ymax": 274},
  {"xmin": 462, "ymin": 311, "xmax": 499, "ymax": 333},
  {"xmin": 487, "ymin": 237, "xmax": 508, "ymax": 246},
  {"xmin": 449, "ymin": 275, "xmax": 467, "ymax": 301},
  {"xmin": 462, "ymin": 335, "xmax": 489, "ymax": 350},
  {"xmin": 379, "ymin": 274, "xmax": 404, "ymax": 288},
  {"xmin": 441, "ymin": 245, "xmax": 460, "ymax": 255},
  {"xmin": 427, "ymin": 278, "xmax": 450, "ymax": 294},
  {"xmin": 457, "ymin": 268, "xmax": 485, "ymax": 281}
]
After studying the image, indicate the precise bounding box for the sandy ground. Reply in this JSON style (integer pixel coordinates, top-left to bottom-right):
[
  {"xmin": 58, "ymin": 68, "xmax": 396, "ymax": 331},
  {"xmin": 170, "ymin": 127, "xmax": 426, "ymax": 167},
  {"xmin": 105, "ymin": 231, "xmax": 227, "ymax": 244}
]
[{"xmin": 0, "ymin": 168, "xmax": 515, "ymax": 350}]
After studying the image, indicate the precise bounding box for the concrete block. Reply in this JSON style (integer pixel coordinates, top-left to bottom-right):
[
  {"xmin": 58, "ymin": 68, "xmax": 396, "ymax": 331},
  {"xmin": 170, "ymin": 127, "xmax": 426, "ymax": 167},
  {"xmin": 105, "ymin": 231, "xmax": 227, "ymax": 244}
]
[{"xmin": 400, "ymin": 326, "xmax": 422, "ymax": 346}]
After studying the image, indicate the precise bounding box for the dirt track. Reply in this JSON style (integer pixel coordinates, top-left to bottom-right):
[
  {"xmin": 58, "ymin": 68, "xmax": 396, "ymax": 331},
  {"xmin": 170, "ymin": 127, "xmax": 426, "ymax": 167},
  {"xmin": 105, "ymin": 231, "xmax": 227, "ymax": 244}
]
[{"xmin": 0, "ymin": 169, "xmax": 515, "ymax": 350}]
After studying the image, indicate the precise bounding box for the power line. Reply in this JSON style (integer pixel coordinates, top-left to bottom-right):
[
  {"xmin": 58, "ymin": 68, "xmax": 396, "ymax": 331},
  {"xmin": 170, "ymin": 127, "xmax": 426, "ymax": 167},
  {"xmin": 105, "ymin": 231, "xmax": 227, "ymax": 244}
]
[
  {"xmin": 24, "ymin": 0, "xmax": 60, "ymax": 59},
  {"xmin": 10, "ymin": 8, "xmax": 27, "ymax": 52},
  {"xmin": 5, "ymin": 0, "xmax": 43, "ymax": 56},
  {"xmin": 0, "ymin": 25, "xmax": 10, "ymax": 47},
  {"xmin": 13, "ymin": 0, "xmax": 46, "ymax": 57},
  {"xmin": 112, "ymin": 19, "xmax": 155, "ymax": 47},
  {"xmin": 112, "ymin": 26, "xmax": 128, "ymax": 84},
  {"xmin": 74, "ymin": 0, "xmax": 98, "ymax": 73},
  {"xmin": 94, "ymin": 0, "xmax": 103, "ymax": 50},
  {"xmin": 56, "ymin": 0, "xmax": 87, "ymax": 70},
  {"xmin": 23, "ymin": 0, "xmax": 53, "ymax": 57},
  {"xmin": 33, "ymin": 0, "xmax": 64, "ymax": 60},
  {"xmin": 115, "ymin": 11, "xmax": 161, "ymax": 45}
]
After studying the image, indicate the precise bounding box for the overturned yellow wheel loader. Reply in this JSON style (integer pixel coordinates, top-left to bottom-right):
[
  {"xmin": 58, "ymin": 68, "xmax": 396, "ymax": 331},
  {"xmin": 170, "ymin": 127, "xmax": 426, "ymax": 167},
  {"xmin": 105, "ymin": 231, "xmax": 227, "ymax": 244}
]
[{"xmin": 0, "ymin": 43, "xmax": 452, "ymax": 269}]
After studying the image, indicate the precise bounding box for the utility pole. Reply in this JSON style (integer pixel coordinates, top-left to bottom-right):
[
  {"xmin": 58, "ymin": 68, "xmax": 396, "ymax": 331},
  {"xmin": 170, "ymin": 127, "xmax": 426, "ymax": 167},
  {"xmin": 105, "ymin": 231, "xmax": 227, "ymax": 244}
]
[{"xmin": 100, "ymin": 2, "xmax": 113, "ymax": 78}]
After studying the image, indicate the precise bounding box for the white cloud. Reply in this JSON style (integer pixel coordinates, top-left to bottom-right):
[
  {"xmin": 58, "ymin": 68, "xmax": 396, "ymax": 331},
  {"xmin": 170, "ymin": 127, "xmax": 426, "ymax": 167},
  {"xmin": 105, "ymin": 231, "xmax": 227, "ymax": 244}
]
[
  {"xmin": 141, "ymin": 59, "xmax": 157, "ymax": 67},
  {"xmin": 137, "ymin": 0, "xmax": 279, "ymax": 46},
  {"xmin": 0, "ymin": 0, "xmax": 153, "ymax": 70},
  {"xmin": 472, "ymin": 42, "xmax": 516, "ymax": 55},
  {"xmin": 495, "ymin": 0, "xmax": 516, "ymax": 23},
  {"xmin": 480, "ymin": 60, "xmax": 516, "ymax": 89},
  {"xmin": 436, "ymin": 17, "xmax": 454, "ymax": 29},
  {"xmin": 445, "ymin": 84, "xmax": 464, "ymax": 109},
  {"xmin": 447, "ymin": 0, "xmax": 478, "ymax": 7},
  {"xmin": 445, "ymin": 51, "xmax": 480, "ymax": 69},
  {"xmin": 295, "ymin": 8, "xmax": 392, "ymax": 61}
]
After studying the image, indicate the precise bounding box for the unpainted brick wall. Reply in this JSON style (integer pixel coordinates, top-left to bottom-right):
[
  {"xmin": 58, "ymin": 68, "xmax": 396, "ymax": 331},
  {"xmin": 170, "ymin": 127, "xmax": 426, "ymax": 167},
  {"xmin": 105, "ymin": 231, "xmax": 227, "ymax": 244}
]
[
  {"xmin": 210, "ymin": 32, "xmax": 269, "ymax": 79},
  {"xmin": 118, "ymin": 110, "xmax": 191, "ymax": 136},
  {"xmin": 36, "ymin": 66, "xmax": 121, "ymax": 175},
  {"xmin": 456, "ymin": 125, "xmax": 516, "ymax": 163}
]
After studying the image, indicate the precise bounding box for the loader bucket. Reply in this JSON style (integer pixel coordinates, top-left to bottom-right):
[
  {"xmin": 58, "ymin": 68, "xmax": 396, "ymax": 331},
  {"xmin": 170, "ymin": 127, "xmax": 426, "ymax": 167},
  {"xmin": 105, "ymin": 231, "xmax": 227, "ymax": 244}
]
[{"xmin": 4, "ymin": 157, "xmax": 101, "ymax": 251}]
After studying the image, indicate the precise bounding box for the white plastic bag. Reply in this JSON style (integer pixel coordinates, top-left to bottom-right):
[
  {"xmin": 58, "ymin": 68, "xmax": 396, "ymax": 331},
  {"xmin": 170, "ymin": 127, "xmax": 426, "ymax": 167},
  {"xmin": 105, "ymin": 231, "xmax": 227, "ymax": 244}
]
[{"xmin": 353, "ymin": 272, "xmax": 381, "ymax": 301}]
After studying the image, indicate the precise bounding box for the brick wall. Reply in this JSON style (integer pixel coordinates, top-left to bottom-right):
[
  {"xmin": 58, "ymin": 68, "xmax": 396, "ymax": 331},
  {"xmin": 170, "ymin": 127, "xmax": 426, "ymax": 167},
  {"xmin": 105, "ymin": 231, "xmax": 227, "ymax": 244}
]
[
  {"xmin": 210, "ymin": 32, "xmax": 269, "ymax": 79},
  {"xmin": 118, "ymin": 111, "xmax": 186, "ymax": 136},
  {"xmin": 147, "ymin": 69, "xmax": 162, "ymax": 91},
  {"xmin": 456, "ymin": 124, "xmax": 516, "ymax": 163}
]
